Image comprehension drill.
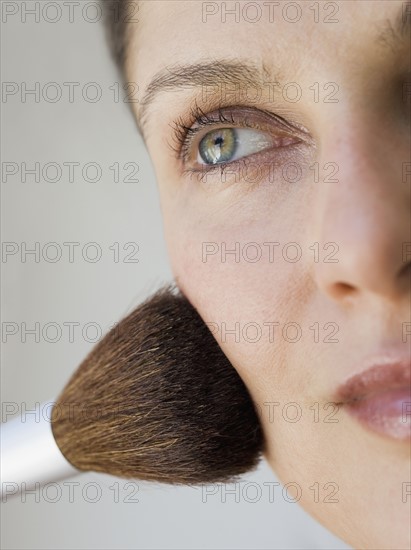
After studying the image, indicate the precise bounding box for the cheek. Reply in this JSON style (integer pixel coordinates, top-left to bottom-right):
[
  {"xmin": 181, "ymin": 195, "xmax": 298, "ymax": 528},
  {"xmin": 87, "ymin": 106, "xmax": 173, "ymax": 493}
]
[{"xmin": 159, "ymin": 180, "xmax": 313, "ymax": 398}]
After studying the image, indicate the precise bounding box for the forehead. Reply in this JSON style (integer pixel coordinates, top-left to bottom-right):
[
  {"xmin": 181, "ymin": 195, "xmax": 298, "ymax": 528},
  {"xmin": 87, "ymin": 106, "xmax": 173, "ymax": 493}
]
[{"xmin": 131, "ymin": 0, "xmax": 408, "ymax": 90}]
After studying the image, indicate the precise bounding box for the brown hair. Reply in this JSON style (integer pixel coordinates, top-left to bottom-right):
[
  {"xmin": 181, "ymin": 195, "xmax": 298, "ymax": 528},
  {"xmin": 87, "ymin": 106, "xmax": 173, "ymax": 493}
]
[
  {"xmin": 102, "ymin": 0, "xmax": 136, "ymax": 80},
  {"xmin": 52, "ymin": 285, "xmax": 264, "ymax": 485}
]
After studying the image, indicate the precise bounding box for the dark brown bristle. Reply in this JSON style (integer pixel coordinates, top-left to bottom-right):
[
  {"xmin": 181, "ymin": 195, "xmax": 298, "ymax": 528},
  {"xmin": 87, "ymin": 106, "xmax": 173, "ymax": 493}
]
[{"xmin": 51, "ymin": 285, "xmax": 264, "ymax": 485}]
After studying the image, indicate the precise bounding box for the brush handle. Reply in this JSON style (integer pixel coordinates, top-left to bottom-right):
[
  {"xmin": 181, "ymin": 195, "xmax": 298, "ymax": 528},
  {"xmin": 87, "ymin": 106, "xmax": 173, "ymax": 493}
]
[{"xmin": 1, "ymin": 401, "xmax": 80, "ymax": 498}]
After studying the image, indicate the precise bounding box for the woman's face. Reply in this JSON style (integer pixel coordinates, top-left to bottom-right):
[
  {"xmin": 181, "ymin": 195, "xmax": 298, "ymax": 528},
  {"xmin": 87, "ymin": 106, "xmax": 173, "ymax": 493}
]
[{"xmin": 128, "ymin": 1, "xmax": 410, "ymax": 548}]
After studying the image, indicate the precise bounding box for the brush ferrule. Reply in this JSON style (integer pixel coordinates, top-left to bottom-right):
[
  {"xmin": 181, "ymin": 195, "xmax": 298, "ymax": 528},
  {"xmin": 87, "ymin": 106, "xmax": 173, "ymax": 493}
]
[{"xmin": 1, "ymin": 401, "xmax": 80, "ymax": 498}]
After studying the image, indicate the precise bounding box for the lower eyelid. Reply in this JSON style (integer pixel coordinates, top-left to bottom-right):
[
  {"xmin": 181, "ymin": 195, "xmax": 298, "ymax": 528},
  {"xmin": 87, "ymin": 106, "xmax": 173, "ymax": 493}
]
[{"xmin": 186, "ymin": 140, "xmax": 303, "ymax": 183}]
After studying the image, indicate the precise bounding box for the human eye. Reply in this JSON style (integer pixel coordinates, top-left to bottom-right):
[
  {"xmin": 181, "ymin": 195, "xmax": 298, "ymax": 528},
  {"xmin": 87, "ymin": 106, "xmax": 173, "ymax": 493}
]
[{"xmin": 169, "ymin": 103, "xmax": 309, "ymax": 180}]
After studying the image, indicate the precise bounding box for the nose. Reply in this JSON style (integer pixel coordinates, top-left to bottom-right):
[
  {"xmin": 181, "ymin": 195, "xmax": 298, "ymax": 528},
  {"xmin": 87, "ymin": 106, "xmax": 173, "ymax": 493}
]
[{"xmin": 311, "ymin": 112, "xmax": 410, "ymax": 305}]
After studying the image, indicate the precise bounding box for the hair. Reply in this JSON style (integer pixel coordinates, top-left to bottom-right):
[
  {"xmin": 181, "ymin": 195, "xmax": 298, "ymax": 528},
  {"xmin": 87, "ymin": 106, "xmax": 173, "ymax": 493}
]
[
  {"xmin": 102, "ymin": 0, "xmax": 136, "ymax": 80},
  {"xmin": 52, "ymin": 285, "xmax": 264, "ymax": 485}
]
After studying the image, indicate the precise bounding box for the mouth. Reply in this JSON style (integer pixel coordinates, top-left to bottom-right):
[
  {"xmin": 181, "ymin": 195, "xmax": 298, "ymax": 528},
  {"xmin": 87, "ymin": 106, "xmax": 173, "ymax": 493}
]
[{"xmin": 334, "ymin": 359, "xmax": 411, "ymax": 441}]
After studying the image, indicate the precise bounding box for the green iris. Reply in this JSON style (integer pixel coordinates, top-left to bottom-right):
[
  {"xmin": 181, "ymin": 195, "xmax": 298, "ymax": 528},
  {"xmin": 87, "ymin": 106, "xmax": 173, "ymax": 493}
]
[{"xmin": 199, "ymin": 128, "xmax": 238, "ymax": 165}]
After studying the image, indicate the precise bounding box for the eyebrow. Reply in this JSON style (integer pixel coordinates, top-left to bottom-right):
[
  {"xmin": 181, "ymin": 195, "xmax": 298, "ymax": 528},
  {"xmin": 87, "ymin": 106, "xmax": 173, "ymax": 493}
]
[
  {"xmin": 136, "ymin": 2, "xmax": 410, "ymax": 137},
  {"xmin": 137, "ymin": 60, "xmax": 279, "ymax": 136},
  {"xmin": 377, "ymin": 0, "xmax": 411, "ymax": 48}
]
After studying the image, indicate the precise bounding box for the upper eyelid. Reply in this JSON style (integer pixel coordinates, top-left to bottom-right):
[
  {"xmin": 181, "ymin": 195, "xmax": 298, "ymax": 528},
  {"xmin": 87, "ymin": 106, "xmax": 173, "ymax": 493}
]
[{"xmin": 177, "ymin": 103, "xmax": 304, "ymax": 137}]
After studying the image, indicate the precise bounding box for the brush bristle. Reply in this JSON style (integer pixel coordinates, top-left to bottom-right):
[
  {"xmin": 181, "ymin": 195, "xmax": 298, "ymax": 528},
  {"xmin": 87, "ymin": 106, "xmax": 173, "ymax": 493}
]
[{"xmin": 51, "ymin": 285, "xmax": 264, "ymax": 485}]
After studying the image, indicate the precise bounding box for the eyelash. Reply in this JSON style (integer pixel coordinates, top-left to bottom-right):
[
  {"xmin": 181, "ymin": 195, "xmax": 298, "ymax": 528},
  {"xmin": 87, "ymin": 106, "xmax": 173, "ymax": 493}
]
[
  {"xmin": 169, "ymin": 102, "xmax": 301, "ymax": 179},
  {"xmin": 171, "ymin": 103, "xmax": 235, "ymax": 160}
]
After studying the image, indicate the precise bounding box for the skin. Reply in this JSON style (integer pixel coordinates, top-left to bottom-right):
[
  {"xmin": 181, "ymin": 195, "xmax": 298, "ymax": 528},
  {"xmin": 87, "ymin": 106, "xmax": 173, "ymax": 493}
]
[{"xmin": 126, "ymin": 1, "xmax": 410, "ymax": 548}]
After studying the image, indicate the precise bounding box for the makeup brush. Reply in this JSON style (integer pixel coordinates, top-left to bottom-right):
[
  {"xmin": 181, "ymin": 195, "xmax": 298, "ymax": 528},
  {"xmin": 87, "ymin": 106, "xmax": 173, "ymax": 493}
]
[{"xmin": 1, "ymin": 284, "xmax": 264, "ymax": 497}]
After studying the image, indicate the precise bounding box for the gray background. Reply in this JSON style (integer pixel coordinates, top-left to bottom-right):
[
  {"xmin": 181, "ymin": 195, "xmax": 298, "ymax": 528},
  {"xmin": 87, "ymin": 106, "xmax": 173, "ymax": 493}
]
[{"xmin": 1, "ymin": 2, "xmax": 351, "ymax": 548}]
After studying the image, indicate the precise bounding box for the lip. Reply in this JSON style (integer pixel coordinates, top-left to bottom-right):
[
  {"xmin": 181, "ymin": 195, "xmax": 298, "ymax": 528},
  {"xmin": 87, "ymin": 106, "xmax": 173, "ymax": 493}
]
[{"xmin": 334, "ymin": 359, "xmax": 411, "ymax": 441}]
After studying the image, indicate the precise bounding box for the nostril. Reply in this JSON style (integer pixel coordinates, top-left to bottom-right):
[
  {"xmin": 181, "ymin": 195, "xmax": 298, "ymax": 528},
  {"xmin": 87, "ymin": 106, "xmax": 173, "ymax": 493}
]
[
  {"xmin": 399, "ymin": 261, "xmax": 411, "ymax": 278},
  {"xmin": 333, "ymin": 281, "xmax": 357, "ymax": 297}
]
